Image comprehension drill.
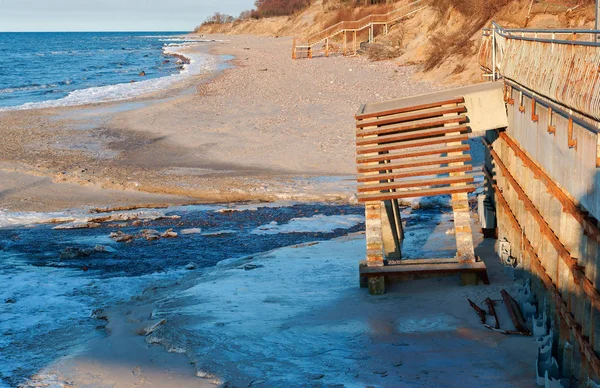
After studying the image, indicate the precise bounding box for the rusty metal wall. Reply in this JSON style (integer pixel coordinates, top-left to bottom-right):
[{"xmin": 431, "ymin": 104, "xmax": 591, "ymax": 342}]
[
  {"xmin": 504, "ymin": 90, "xmax": 600, "ymax": 220},
  {"xmin": 479, "ymin": 24, "xmax": 600, "ymax": 123}
]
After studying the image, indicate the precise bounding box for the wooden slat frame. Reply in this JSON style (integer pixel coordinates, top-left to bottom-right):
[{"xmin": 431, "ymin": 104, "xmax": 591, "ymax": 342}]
[
  {"xmin": 357, "ymin": 154, "xmax": 472, "ymax": 173},
  {"xmin": 357, "ymin": 144, "xmax": 470, "ymax": 164},
  {"xmin": 357, "ymin": 184, "xmax": 476, "ymax": 202}
]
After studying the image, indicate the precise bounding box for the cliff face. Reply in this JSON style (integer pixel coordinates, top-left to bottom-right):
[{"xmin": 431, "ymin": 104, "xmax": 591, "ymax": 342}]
[{"xmin": 196, "ymin": 0, "xmax": 596, "ymax": 85}]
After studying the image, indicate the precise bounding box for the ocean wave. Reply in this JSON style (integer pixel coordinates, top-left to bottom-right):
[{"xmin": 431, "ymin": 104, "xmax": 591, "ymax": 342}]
[
  {"xmin": 0, "ymin": 44, "xmax": 218, "ymax": 111},
  {"xmin": 0, "ymin": 83, "xmax": 55, "ymax": 95}
]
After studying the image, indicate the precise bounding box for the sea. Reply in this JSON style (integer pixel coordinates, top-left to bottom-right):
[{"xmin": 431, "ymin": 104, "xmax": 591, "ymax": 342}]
[{"xmin": 0, "ymin": 32, "xmax": 216, "ymax": 111}]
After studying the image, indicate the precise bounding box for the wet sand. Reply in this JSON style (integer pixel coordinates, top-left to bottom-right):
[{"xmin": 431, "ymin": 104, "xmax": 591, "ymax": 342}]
[{"xmin": 0, "ymin": 35, "xmax": 439, "ymax": 213}]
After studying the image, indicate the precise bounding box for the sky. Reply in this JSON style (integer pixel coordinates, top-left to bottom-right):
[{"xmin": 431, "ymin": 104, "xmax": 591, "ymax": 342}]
[{"xmin": 0, "ymin": 0, "xmax": 255, "ymax": 32}]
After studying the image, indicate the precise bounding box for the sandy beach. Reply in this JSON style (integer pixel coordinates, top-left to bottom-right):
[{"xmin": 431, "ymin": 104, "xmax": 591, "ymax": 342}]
[
  {"xmin": 1, "ymin": 34, "xmax": 538, "ymax": 388},
  {"xmin": 0, "ymin": 35, "xmax": 440, "ymax": 213}
]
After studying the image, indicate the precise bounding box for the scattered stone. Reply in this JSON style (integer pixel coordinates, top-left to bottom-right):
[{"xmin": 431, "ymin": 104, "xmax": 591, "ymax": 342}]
[
  {"xmin": 161, "ymin": 228, "xmax": 178, "ymax": 238},
  {"xmin": 393, "ymin": 361, "xmax": 403, "ymax": 367},
  {"xmin": 259, "ymin": 68, "xmax": 268, "ymax": 71},
  {"xmin": 137, "ymin": 319, "xmax": 166, "ymax": 336},
  {"xmin": 185, "ymin": 262, "xmax": 196, "ymax": 270},
  {"xmin": 110, "ymin": 231, "xmax": 134, "ymax": 243},
  {"xmin": 163, "ymin": 59, "xmax": 170, "ymax": 64},
  {"xmin": 139, "ymin": 71, "xmax": 146, "ymax": 77},
  {"xmin": 373, "ymin": 370, "xmax": 387, "ymax": 375},
  {"xmin": 132, "ymin": 366, "xmax": 142, "ymax": 376},
  {"xmin": 5, "ymin": 298, "xmax": 16, "ymax": 304},
  {"xmin": 132, "ymin": 220, "xmax": 143, "ymax": 227},
  {"xmin": 308, "ymin": 373, "xmax": 324, "ymax": 380},
  {"xmin": 181, "ymin": 228, "xmax": 202, "ymax": 235},
  {"xmin": 60, "ymin": 247, "xmax": 92, "ymax": 260}
]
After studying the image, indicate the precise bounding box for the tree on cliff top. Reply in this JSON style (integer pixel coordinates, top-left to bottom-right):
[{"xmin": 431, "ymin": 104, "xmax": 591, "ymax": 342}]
[{"xmin": 251, "ymin": 0, "xmax": 311, "ymax": 18}]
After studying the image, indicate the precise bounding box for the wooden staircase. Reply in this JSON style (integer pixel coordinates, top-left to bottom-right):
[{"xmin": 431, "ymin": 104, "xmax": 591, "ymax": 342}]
[
  {"xmin": 292, "ymin": 0, "xmax": 425, "ymax": 59},
  {"xmin": 356, "ymin": 95, "xmax": 488, "ymax": 295}
]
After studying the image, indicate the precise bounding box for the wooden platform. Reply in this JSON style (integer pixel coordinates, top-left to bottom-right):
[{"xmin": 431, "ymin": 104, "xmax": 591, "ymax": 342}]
[
  {"xmin": 359, "ymin": 260, "xmax": 490, "ymax": 285},
  {"xmin": 356, "ymin": 91, "xmax": 488, "ymax": 295}
]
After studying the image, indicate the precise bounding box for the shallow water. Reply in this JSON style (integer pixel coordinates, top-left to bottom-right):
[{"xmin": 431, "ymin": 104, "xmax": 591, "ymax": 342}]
[{"xmin": 0, "ymin": 203, "xmax": 365, "ymax": 386}]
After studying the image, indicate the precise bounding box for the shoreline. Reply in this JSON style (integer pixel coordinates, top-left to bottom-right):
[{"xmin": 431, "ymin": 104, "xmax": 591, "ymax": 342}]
[
  {"xmin": 0, "ymin": 34, "xmax": 215, "ymax": 113},
  {"xmin": 1, "ymin": 34, "xmax": 438, "ymax": 213}
]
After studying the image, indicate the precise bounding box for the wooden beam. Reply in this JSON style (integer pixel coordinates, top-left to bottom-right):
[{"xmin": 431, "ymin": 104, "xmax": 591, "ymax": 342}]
[
  {"xmin": 357, "ymin": 175, "xmax": 474, "ymax": 193},
  {"xmin": 355, "ymin": 97, "xmax": 465, "ymax": 120},
  {"xmin": 356, "ymin": 105, "xmax": 467, "ymax": 129},
  {"xmin": 356, "ymin": 125, "xmax": 470, "ymax": 146},
  {"xmin": 357, "ymin": 154, "xmax": 471, "ymax": 173},
  {"xmin": 357, "ymin": 144, "xmax": 470, "ymax": 164},
  {"xmin": 356, "ymin": 115, "xmax": 468, "ymax": 137},
  {"xmin": 356, "ymin": 133, "xmax": 469, "ymax": 155},
  {"xmin": 357, "ymin": 185, "xmax": 475, "ymax": 202},
  {"xmin": 357, "ymin": 165, "xmax": 473, "ymax": 183}
]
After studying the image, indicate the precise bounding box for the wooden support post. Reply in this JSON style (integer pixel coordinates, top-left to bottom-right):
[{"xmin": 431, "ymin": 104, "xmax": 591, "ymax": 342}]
[
  {"xmin": 365, "ymin": 200, "xmax": 385, "ymax": 295},
  {"xmin": 308, "ymin": 46, "xmax": 312, "ymax": 59},
  {"xmin": 444, "ymin": 101, "xmax": 477, "ymax": 285},
  {"xmin": 369, "ymin": 25, "xmax": 374, "ymax": 43},
  {"xmin": 292, "ymin": 38, "xmax": 297, "ymax": 60},
  {"xmin": 325, "ymin": 38, "xmax": 329, "ymax": 57},
  {"xmin": 343, "ymin": 32, "xmax": 347, "ymax": 56},
  {"xmin": 353, "ymin": 30, "xmax": 357, "ymax": 55},
  {"xmin": 384, "ymin": 24, "xmax": 388, "ymax": 35}
]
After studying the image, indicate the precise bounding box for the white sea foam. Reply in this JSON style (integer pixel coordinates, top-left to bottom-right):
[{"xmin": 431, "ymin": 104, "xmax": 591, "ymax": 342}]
[{"xmin": 0, "ymin": 43, "xmax": 218, "ymax": 112}]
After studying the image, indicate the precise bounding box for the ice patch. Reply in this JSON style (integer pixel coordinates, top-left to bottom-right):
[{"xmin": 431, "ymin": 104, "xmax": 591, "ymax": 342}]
[{"xmin": 251, "ymin": 214, "xmax": 364, "ymax": 235}]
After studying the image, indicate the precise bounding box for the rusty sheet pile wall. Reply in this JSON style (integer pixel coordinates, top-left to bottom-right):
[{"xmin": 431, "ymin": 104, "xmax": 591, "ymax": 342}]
[{"xmin": 480, "ymin": 23, "xmax": 600, "ymax": 384}]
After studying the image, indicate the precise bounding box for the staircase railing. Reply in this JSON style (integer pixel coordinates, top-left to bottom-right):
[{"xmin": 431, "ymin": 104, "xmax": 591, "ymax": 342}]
[{"xmin": 306, "ymin": 0, "xmax": 424, "ymax": 45}]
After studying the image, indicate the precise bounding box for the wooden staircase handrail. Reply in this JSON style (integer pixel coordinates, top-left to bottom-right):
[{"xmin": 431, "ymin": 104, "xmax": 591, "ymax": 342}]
[{"xmin": 305, "ymin": 0, "xmax": 424, "ymax": 45}]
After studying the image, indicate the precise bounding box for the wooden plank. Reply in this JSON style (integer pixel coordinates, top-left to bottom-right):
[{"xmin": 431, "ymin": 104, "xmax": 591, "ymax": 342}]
[
  {"xmin": 356, "ymin": 133, "xmax": 469, "ymax": 155},
  {"xmin": 357, "ymin": 165, "xmax": 473, "ymax": 183},
  {"xmin": 358, "ymin": 175, "xmax": 474, "ymax": 193},
  {"xmin": 357, "ymin": 144, "xmax": 470, "ymax": 164},
  {"xmin": 357, "ymin": 185, "xmax": 475, "ymax": 202},
  {"xmin": 359, "ymin": 260, "xmax": 487, "ymax": 274},
  {"xmin": 357, "ymin": 155, "xmax": 472, "ymax": 173},
  {"xmin": 356, "ymin": 115, "xmax": 467, "ymax": 137},
  {"xmin": 356, "ymin": 125, "xmax": 470, "ymax": 146},
  {"xmin": 356, "ymin": 105, "xmax": 467, "ymax": 128},
  {"xmin": 355, "ymin": 97, "xmax": 465, "ymax": 120}
]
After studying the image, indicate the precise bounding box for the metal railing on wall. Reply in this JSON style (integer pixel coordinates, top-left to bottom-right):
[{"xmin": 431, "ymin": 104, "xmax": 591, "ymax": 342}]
[{"xmin": 480, "ymin": 23, "xmax": 600, "ymax": 122}]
